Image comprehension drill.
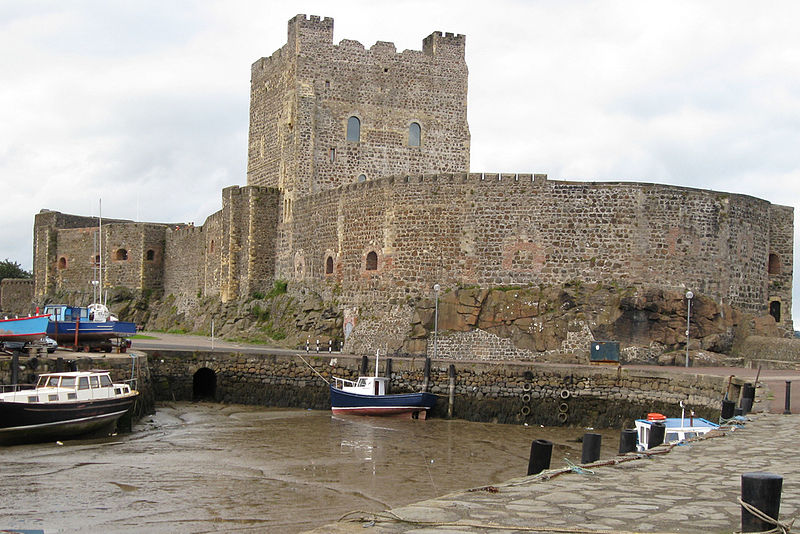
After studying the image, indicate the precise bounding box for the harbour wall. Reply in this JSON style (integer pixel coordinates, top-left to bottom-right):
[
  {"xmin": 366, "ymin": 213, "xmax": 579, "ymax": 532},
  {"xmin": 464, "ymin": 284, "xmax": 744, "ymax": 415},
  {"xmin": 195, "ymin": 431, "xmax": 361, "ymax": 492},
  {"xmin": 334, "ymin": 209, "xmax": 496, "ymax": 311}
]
[{"xmin": 143, "ymin": 349, "xmax": 740, "ymax": 427}]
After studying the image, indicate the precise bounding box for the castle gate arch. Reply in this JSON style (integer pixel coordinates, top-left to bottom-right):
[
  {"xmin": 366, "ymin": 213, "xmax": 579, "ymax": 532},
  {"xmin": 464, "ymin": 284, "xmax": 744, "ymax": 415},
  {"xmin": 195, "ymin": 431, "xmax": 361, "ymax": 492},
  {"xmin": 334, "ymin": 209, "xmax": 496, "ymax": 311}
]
[{"xmin": 193, "ymin": 367, "xmax": 217, "ymax": 400}]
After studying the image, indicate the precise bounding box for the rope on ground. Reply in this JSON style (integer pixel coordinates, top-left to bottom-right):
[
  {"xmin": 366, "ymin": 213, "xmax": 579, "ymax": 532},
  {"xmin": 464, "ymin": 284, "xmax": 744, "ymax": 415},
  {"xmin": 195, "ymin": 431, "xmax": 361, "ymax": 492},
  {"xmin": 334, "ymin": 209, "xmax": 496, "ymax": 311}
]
[
  {"xmin": 719, "ymin": 415, "xmax": 748, "ymax": 426},
  {"xmin": 564, "ymin": 458, "xmax": 594, "ymax": 475},
  {"xmin": 336, "ymin": 509, "xmax": 680, "ymax": 533},
  {"xmin": 736, "ymin": 497, "xmax": 795, "ymax": 534}
]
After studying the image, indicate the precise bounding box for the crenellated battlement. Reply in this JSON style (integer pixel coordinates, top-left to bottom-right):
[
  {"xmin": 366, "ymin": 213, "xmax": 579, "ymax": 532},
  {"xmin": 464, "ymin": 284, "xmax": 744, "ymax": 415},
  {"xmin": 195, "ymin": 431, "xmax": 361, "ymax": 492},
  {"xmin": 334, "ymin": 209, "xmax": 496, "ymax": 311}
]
[
  {"xmin": 288, "ymin": 13, "xmax": 334, "ymax": 49},
  {"xmin": 422, "ymin": 30, "xmax": 466, "ymax": 58}
]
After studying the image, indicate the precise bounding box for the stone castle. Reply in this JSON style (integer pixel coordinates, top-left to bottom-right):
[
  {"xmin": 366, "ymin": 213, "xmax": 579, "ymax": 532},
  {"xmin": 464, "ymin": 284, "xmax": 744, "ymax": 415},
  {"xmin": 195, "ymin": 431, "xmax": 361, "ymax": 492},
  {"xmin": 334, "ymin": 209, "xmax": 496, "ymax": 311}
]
[{"xmin": 23, "ymin": 15, "xmax": 794, "ymax": 360}]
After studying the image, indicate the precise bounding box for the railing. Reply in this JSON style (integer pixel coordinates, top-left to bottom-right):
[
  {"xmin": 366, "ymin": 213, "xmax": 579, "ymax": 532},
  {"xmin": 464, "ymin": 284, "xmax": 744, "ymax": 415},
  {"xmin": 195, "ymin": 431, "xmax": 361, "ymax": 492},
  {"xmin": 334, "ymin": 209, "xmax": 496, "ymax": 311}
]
[
  {"xmin": 0, "ymin": 383, "xmax": 35, "ymax": 393},
  {"xmin": 333, "ymin": 377, "xmax": 356, "ymax": 389}
]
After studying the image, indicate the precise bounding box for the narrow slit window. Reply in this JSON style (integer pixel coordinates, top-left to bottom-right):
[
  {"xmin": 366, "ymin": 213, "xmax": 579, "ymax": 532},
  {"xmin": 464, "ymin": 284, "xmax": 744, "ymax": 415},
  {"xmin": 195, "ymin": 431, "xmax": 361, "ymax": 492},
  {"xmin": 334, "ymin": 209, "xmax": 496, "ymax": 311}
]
[{"xmin": 325, "ymin": 256, "xmax": 334, "ymax": 274}]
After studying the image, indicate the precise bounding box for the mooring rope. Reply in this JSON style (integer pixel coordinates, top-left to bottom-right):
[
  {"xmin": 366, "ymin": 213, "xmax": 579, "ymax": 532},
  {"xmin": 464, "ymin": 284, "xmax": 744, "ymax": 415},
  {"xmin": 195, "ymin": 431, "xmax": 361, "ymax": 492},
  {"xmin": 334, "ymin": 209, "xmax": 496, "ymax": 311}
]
[
  {"xmin": 295, "ymin": 352, "xmax": 330, "ymax": 384},
  {"xmin": 563, "ymin": 458, "xmax": 594, "ymax": 475},
  {"xmin": 338, "ymin": 497, "xmax": 797, "ymax": 534},
  {"xmin": 737, "ymin": 497, "xmax": 795, "ymax": 534},
  {"xmin": 337, "ymin": 509, "xmax": 680, "ymax": 533}
]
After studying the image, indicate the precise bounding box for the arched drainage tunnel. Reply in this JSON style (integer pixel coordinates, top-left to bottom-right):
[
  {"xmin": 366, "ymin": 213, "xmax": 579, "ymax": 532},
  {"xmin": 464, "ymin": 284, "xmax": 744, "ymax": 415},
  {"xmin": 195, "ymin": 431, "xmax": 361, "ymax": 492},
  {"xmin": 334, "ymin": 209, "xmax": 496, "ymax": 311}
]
[{"xmin": 193, "ymin": 368, "xmax": 217, "ymax": 400}]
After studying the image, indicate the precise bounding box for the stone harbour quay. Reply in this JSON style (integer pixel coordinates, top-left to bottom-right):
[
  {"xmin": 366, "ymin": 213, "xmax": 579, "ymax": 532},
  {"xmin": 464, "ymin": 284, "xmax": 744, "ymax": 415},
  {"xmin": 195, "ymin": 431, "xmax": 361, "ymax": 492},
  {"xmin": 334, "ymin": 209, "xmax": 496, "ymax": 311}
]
[{"xmin": 309, "ymin": 412, "xmax": 800, "ymax": 534}]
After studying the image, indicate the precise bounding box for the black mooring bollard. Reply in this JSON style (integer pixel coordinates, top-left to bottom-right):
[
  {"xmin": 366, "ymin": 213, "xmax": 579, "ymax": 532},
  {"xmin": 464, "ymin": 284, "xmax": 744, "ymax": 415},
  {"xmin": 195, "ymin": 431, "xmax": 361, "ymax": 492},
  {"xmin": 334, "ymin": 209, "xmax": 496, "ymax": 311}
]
[
  {"xmin": 741, "ymin": 397, "xmax": 753, "ymax": 415},
  {"xmin": 741, "ymin": 472, "xmax": 783, "ymax": 532},
  {"xmin": 722, "ymin": 399, "xmax": 736, "ymax": 420},
  {"xmin": 581, "ymin": 433, "xmax": 602, "ymax": 464},
  {"xmin": 527, "ymin": 439, "xmax": 553, "ymax": 476},
  {"xmin": 619, "ymin": 429, "xmax": 637, "ymax": 454},
  {"xmin": 743, "ymin": 383, "xmax": 755, "ymax": 400},
  {"xmin": 784, "ymin": 381, "xmax": 792, "ymax": 415},
  {"xmin": 55, "ymin": 356, "xmax": 65, "ymax": 372},
  {"xmin": 647, "ymin": 421, "xmax": 666, "ymax": 449},
  {"xmin": 360, "ymin": 355, "xmax": 369, "ymax": 375}
]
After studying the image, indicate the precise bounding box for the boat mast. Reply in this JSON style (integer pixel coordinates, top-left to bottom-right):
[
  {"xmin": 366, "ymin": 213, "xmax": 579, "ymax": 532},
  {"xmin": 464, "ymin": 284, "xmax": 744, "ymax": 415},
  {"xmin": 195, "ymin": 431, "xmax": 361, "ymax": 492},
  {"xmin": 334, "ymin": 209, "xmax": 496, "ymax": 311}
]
[
  {"xmin": 99, "ymin": 199, "xmax": 104, "ymax": 305},
  {"xmin": 375, "ymin": 349, "xmax": 379, "ymax": 379}
]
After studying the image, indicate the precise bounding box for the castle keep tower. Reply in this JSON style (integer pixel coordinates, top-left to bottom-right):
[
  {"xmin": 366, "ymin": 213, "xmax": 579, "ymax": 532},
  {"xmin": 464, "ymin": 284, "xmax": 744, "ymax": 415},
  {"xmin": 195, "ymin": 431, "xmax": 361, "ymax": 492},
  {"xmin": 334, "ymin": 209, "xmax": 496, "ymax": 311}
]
[{"xmin": 246, "ymin": 14, "xmax": 470, "ymax": 200}]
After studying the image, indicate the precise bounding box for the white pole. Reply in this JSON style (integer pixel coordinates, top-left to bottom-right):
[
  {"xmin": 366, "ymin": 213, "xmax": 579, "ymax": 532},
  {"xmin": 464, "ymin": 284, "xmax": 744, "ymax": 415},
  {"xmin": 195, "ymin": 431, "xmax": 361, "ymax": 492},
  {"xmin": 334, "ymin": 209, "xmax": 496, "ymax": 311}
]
[
  {"xmin": 375, "ymin": 349, "xmax": 380, "ymax": 378},
  {"xmin": 433, "ymin": 283, "xmax": 440, "ymax": 360},
  {"xmin": 211, "ymin": 319, "xmax": 215, "ymax": 350},
  {"xmin": 685, "ymin": 291, "xmax": 693, "ymax": 368},
  {"xmin": 99, "ymin": 199, "xmax": 103, "ymax": 304}
]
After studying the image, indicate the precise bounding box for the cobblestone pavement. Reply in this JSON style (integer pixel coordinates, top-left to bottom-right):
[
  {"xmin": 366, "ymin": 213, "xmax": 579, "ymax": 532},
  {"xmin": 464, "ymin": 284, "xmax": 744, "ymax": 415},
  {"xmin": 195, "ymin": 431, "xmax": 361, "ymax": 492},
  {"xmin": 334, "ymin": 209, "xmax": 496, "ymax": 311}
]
[{"xmin": 308, "ymin": 413, "xmax": 799, "ymax": 533}]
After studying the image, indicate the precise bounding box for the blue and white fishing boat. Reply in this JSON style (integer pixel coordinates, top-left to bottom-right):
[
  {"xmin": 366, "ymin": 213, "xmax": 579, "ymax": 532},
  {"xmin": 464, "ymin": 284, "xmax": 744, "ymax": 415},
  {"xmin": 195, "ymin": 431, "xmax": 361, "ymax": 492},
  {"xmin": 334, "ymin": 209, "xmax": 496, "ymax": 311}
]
[
  {"xmin": 635, "ymin": 404, "xmax": 719, "ymax": 451},
  {"xmin": 0, "ymin": 314, "xmax": 49, "ymax": 343},
  {"xmin": 45, "ymin": 304, "xmax": 136, "ymax": 352},
  {"xmin": 330, "ymin": 351, "xmax": 437, "ymax": 419}
]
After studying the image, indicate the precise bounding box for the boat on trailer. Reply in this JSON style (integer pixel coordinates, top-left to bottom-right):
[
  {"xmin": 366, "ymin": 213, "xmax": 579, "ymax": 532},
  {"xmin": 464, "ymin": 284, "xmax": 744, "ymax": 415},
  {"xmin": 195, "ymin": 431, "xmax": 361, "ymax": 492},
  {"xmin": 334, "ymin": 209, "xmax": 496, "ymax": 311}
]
[
  {"xmin": 44, "ymin": 304, "xmax": 136, "ymax": 352},
  {"xmin": 330, "ymin": 351, "xmax": 437, "ymax": 419},
  {"xmin": 635, "ymin": 407, "xmax": 719, "ymax": 451},
  {"xmin": 0, "ymin": 370, "xmax": 139, "ymax": 445}
]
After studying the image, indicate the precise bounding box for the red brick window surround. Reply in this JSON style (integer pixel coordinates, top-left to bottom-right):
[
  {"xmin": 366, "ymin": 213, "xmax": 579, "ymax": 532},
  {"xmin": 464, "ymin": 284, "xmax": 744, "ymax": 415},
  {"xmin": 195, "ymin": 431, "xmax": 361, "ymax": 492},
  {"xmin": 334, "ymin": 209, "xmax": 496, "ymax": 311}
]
[{"xmin": 365, "ymin": 251, "xmax": 378, "ymax": 271}]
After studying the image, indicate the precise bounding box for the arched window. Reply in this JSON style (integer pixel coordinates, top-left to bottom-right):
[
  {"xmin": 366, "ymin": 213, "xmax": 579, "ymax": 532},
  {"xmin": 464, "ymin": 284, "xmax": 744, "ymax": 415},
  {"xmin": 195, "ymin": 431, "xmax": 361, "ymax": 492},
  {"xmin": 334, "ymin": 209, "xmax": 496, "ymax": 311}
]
[
  {"xmin": 145, "ymin": 249, "xmax": 155, "ymax": 261},
  {"xmin": 114, "ymin": 249, "xmax": 128, "ymax": 261},
  {"xmin": 58, "ymin": 257, "xmax": 67, "ymax": 269},
  {"xmin": 770, "ymin": 300, "xmax": 781, "ymax": 323},
  {"xmin": 357, "ymin": 174, "xmax": 367, "ymax": 182},
  {"xmin": 325, "ymin": 256, "xmax": 334, "ymax": 274},
  {"xmin": 365, "ymin": 251, "xmax": 378, "ymax": 271},
  {"xmin": 768, "ymin": 253, "xmax": 781, "ymax": 275},
  {"xmin": 209, "ymin": 240, "xmax": 215, "ymax": 254},
  {"xmin": 409, "ymin": 122, "xmax": 421, "ymax": 146},
  {"xmin": 346, "ymin": 116, "xmax": 360, "ymax": 142}
]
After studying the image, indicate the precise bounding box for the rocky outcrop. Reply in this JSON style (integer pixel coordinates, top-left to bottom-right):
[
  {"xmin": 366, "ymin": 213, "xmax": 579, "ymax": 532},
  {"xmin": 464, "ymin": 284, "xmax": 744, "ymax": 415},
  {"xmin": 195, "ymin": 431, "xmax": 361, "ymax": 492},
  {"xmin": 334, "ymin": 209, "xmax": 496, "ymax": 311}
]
[
  {"xmin": 405, "ymin": 283, "xmax": 784, "ymax": 362},
  {"xmin": 71, "ymin": 280, "xmax": 785, "ymax": 365}
]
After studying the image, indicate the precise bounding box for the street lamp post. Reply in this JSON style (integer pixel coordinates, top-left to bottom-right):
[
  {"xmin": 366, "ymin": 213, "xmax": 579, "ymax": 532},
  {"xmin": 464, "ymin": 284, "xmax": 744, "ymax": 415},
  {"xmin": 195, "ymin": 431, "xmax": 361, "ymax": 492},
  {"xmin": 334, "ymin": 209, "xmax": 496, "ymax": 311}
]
[
  {"xmin": 685, "ymin": 290, "xmax": 694, "ymax": 368},
  {"xmin": 433, "ymin": 283, "xmax": 441, "ymax": 360}
]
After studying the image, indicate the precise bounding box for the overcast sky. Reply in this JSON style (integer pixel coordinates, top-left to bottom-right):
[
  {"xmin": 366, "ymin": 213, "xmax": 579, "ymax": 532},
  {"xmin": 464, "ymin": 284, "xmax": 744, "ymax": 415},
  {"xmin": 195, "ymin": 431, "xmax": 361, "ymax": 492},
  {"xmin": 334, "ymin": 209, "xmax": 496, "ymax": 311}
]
[{"xmin": 2, "ymin": 0, "xmax": 798, "ymax": 324}]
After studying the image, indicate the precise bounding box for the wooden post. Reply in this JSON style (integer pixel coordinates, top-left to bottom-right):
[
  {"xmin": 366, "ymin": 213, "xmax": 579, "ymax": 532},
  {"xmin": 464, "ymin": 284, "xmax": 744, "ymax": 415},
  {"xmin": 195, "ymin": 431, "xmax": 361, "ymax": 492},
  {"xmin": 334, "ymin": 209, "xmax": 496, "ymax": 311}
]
[{"xmin": 448, "ymin": 364, "xmax": 456, "ymax": 418}]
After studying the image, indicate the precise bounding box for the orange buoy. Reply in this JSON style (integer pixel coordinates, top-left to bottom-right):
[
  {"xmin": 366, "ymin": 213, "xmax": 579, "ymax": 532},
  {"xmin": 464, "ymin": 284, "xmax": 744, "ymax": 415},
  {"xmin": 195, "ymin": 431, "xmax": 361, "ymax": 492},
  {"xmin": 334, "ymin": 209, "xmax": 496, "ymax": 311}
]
[{"xmin": 647, "ymin": 412, "xmax": 666, "ymax": 421}]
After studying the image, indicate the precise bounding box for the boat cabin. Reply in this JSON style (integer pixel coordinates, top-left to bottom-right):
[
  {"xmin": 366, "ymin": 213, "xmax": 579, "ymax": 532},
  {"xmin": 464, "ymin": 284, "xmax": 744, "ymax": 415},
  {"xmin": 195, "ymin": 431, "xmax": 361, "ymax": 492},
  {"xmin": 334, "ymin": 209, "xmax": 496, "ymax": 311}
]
[
  {"xmin": 44, "ymin": 305, "xmax": 88, "ymax": 323},
  {"xmin": 0, "ymin": 371, "xmax": 133, "ymax": 404},
  {"xmin": 333, "ymin": 376, "xmax": 388, "ymax": 396}
]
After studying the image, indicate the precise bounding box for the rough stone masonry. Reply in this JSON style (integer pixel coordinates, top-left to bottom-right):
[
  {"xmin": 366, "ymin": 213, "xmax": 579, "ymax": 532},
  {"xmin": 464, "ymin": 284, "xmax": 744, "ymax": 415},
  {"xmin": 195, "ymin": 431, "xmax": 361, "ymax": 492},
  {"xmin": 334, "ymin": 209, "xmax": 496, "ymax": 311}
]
[{"xmin": 18, "ymin": 14, "xmax": 793, "ymax": 363}]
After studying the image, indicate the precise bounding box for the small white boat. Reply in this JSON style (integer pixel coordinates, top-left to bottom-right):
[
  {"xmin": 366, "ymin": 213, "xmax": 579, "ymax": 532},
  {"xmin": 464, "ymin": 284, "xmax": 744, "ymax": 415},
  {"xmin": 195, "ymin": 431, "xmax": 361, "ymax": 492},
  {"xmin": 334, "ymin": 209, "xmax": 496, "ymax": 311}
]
[
  {"xmin": 0, "ymin": 370, "xmax": 139, "ymax": 445},
  {"xmin": 635, "ymin": 405, "xmax": 719, "ymax": 451},
  {"xmin": 330, "ymin": 351, "xmax": 437, "ymax": 419}
]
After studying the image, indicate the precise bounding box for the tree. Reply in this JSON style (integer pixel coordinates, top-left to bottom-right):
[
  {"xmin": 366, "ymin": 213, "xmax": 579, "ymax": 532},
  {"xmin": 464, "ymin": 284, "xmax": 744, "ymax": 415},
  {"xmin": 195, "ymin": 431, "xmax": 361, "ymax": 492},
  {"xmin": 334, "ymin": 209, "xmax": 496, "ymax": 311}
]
[{"xmin": 0, "ymin": 259, "xmax": 32, "ymax": 281}]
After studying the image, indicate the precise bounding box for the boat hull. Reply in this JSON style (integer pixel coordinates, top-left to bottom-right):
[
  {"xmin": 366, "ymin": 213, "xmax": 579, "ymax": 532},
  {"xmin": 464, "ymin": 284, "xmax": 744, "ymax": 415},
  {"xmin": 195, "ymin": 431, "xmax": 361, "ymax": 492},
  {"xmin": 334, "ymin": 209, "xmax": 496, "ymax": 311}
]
[
  {"xmin": 0, "ymin": 315, "xmax": 49, "ymax": 342},
  {"xmin": 0, "ymin": 393, "xmax": 138, "ymax": 445},
  {"xmin": 330, "ymin": 385, "xmax": 436, "ymax": 418},
  {"xmin": 47, "ymin": 320, "xmax": 137, "ymax": 342}
]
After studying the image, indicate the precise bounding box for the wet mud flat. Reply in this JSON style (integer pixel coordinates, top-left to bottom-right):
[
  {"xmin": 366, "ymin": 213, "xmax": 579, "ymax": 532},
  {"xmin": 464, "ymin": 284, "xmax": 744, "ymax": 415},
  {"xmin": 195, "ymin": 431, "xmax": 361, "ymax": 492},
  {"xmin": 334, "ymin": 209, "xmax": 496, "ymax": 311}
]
[{"xmin": 0, "ymin": 402, "xmax": 620, "ymax": 533}]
